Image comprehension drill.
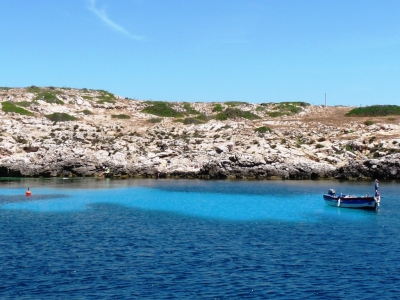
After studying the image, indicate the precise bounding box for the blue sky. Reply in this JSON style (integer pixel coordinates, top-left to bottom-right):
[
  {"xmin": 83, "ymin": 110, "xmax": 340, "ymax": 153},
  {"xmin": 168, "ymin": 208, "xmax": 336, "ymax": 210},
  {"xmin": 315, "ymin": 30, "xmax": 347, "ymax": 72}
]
[{"xmin": 1, "ymin": 0, "xmax": 399, "ymax": 106}]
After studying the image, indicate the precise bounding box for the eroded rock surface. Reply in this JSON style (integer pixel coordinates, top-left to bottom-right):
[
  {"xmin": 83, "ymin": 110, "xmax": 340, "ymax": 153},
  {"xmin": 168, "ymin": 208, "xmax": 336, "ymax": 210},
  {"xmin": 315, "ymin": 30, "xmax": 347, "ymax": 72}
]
[{"xmin": 1, "ymin": 87, "xmax": 400, "ymax": 180}]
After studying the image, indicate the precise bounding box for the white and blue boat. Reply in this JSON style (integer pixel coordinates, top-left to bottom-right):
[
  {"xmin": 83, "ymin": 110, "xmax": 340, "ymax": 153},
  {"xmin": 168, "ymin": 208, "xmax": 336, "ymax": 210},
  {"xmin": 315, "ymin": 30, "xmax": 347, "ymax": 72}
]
[{"xmin": 323, "ymin": 189, "xmax": 381, "ymax": 210}]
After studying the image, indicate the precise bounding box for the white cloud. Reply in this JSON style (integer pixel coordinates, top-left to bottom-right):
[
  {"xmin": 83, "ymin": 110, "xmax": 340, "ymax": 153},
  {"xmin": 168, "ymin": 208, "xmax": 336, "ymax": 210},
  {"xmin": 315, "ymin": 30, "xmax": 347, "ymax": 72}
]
[{"xmin": 88, "ymin": 0, "xmax": 142, "ymax": 40}]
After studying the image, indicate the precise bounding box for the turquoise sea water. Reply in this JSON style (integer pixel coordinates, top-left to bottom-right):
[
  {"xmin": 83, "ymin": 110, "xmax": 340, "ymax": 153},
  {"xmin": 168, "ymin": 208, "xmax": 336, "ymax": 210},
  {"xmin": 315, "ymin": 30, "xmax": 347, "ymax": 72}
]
[{"xmin": 0, "ymin": 178, "xmax": 399, "ymax": 299}]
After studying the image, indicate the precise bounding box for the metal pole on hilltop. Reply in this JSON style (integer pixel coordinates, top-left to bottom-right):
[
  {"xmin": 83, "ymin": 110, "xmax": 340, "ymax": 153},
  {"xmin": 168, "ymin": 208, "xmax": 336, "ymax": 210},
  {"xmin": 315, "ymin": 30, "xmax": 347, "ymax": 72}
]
[{"xmin": 325, "ymin": 93, "xmax": 326, "ymax": 107}]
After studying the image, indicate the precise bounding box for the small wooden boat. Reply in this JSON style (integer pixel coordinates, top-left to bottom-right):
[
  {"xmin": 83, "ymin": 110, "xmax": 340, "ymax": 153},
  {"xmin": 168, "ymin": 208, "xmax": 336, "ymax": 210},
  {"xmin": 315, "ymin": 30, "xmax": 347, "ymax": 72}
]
[{"xmin": 323, "ymin": 189, "xmax": 380, "ymax": 210}]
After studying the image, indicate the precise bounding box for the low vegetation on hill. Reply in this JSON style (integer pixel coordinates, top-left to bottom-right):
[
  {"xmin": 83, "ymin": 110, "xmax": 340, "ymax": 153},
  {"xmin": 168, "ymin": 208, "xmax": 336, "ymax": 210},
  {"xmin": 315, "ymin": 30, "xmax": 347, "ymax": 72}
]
[
  {"xmin": 34, "ymin": 91, "xmax": 64, "ymax": 105},
  {"xmin": 183, "ymin": 103, "xmax": 200, "ymax": 115},
  {"xmin": 345, "ymin": 105, "xmax": 400, "ymax": 117},
  {"xmin": 212, "ymin": 104, "xmax": 223, "ymax": 112},
  {"xmin": 364, "ymin": 120, "xmax": 375, "ymax": 126},
  {"xmin": 80, "ymin": 109, "xmax": 93, "ymax": 115},
  {"xmin": 1, "ymin": 101, "xmax": 34, "ymax": 116},
  {"xmin": 215, "ymin": 108, "xmax": 261, "ymax": 121},
  {"xmin": 255, "ymin": 126, "xmax": 272, "ymax": 133},
  {"xmin": 96, "ymin": 90, "xmax": 116, "ymax": 104},
  {"xmin": 142, "ymin": 101, "xmax": 184, "ymax": 118},
  {"xmin": 148, "ymin": 117, "xmax": 162, "ymax": 123},
  {"xmin": 224, "ymin": 101, "xmax": 248, "ymax": 106},
  {"xmin": 112, "ymin": 114, "xmax": 131, "ymax": 119},
  {"xmin": 15, "ymin": 101, "xmax": 33, "ymax": 108},
  {"xmin": 2, "ymin": 86, "xmax": 311, "ymax": 124},
  {"xmin": 26, "ymin": 85, "xmax": 43, "ymax": 93},
  {"xmin": 260, "ymin": 102, "xmax": 310, "ymax": 117},
  {"xmin": 175, "ymin": 115, "xmax": 208, "ymax": 124},
  {"xmin": 45, "ymin": 113, "xmax": 77, "ymax": 122}
]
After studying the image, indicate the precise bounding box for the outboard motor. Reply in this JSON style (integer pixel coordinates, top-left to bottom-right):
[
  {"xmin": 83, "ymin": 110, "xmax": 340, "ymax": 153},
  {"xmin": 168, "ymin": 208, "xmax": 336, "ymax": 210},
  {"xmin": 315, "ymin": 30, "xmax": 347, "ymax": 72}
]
[{"xmin": 328, "ymin": 189, "xmax": 335, "ymax": 196}]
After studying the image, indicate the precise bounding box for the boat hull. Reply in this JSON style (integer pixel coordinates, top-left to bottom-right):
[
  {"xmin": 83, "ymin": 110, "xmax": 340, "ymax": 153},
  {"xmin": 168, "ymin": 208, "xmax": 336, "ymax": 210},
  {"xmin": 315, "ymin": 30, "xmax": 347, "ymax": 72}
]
[{"xmin": 323, "ymin": 194, "xmax": 380, "ymax": 210}]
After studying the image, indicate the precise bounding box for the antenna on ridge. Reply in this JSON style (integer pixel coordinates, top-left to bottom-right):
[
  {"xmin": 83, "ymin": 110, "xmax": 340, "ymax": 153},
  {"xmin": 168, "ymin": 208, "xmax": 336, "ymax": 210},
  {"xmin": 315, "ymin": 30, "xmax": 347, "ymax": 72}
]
[{"xmin": 325, "ymin": 93, "xmax": 327, "ymax": 108}]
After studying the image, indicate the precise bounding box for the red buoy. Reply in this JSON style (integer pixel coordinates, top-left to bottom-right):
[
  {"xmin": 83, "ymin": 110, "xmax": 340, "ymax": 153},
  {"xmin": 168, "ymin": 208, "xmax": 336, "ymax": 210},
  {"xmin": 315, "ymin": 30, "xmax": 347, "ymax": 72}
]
[{"xmin": 26, "ymin": 187, "xmax": 32, "ymax": 196}]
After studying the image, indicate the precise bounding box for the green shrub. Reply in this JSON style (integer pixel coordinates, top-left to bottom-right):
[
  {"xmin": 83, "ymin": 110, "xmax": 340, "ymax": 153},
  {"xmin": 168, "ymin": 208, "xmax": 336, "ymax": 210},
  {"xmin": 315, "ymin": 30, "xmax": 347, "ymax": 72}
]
[
  {"xmin": 283, "ymin": 101, "xmax": 309, "ymax": 107},
  {"xmin": 80, "ymin": 109, "xmax": 93, "ymax": 115},
  {"xmin": 142, "ymin": 101, "xmax": 184, "ymax": 117},
  {"xmin": 112, "ymin": 114, "xmax": 131, "ymax": 119},
  {"xmin": 315, "ymin": 143, "xmax": 324, "ymax": 149},
  {"xmin": 265, "ymin": 102, "xmax": 308, "ymax": 117},
  {"xmin": 97, "ymin": 98, "xmax": 116, "ymax": 104},
  {"xmin": 255, "ymin": 126, "xmax": 272, "ymax": 133},
  {"xmin": 34, "ymin": 92, "xmax": 64, "ymax": 104},
  {"xmin": 317, "ymin": 137, "xmax": 326, "ymax": 142},
  {"xmin": 364, "ymin": 120, "xmax": 375, "ymax": 126},
  {"xmin": 215, "ymin": 108, "xmax": 261, "ymax": 121},
  {"xmin": 25, "ymin": 85, "xmax": 42, "ymax": 93},
  {"xmin": 177, "ymin": 114, "xmax": 209, "ymax": 124},
  {"xmin": 280, "ymin": 103, "xmax": 302, "ymax": 113},
  {"xmin": 183, "ymin": 117, "xmax": 204, "ymax": 125},
  {"xmin": 45, "ymin": 113, "xmax": 77, "ymax": 122},
  {"xmin": 369, "ymin": 136, "xmax": 376, "ymax": 144},
  {"xmin": 148, "ymin": 118, "xmax": 162, "ymax": 123},
  {"xmin": 82, "ymin": 96, "xmax": 94, "ymax": 100},
  {"xmin": 97, "ymin": 99, "xmax": 116, "ymax": 104},
  {"xmin": 15, "ymin": 101, "xmax": 33, "ymax": 108},
  {"xmin": 183, "ymin": 103, "xmax": 199, "ymax": 115},
  {"xmin": 195, "ymin": 114, "xmax": 208, "ymax": 121},
  {"xmin": 263, "ymin": 101, "xmax": 309, "ymax": 107},
  {"xmin": 1, "ymin": 101, "xmax": 34, "ymax": 116},
  {"xmin": 267, "ymin": 111, "xmax": 285, "ymax": 117},
  {"xmin": 96, "ymin": 90, "xmax": 116, "ymax": 104},
  {"xmin": 345, "ymin": 105, "xmax": 400, "ymax": 117},
  {"xmin": 224, "ymin": 101, "xmax": 248, "ymax": 106},
  {"xmin": 212, "ymin": 104, "xmax": 223, "ymax": 112}
]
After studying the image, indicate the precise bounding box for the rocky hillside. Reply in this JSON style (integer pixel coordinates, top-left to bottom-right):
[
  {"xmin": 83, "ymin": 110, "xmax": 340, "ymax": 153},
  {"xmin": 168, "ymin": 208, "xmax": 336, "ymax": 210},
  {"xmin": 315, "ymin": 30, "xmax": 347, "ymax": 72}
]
[{"xmin": 1, "ymin": 86, "xmax": 400, "ymax": 179}]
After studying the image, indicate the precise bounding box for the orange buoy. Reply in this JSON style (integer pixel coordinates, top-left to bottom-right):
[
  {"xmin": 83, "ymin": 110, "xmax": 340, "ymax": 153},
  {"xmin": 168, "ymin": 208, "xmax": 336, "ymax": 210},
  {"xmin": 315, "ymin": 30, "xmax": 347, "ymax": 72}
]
[{"xmin": 26, "ymin": 187, "xmax": 32, "ymax": 196}]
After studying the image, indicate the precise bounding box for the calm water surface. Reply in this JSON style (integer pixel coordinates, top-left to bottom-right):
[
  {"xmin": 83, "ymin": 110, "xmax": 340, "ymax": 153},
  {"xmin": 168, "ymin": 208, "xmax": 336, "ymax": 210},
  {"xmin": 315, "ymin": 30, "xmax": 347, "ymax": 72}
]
[{"xmin": 0, "ymin": 178, "xmax": 399, "ymax": 299}]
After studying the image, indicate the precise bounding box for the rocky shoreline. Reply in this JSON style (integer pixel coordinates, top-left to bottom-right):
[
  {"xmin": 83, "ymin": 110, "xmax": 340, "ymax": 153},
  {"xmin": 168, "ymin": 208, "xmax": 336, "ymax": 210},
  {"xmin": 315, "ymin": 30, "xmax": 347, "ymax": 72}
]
[
  {"xmin": 1, "ymin": 87, "xmax": 400, "ymax": 180},
  {"xmin": 1, "ymin": 151, "xmax": 400, "ymax": 180}
]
